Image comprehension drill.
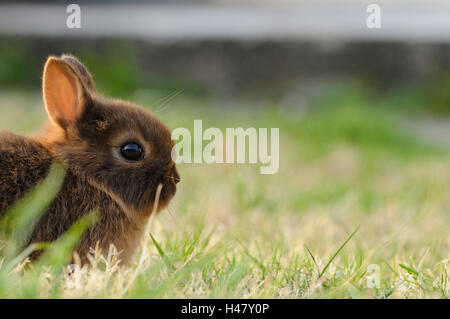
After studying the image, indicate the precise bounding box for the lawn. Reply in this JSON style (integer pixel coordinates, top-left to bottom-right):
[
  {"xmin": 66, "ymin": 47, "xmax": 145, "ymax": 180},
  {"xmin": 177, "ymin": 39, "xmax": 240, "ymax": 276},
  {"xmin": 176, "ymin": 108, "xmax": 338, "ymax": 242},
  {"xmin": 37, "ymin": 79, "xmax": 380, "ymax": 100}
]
[{"xmin": 0, "ymin": 87, "xmax": 449, "ymax": 299}]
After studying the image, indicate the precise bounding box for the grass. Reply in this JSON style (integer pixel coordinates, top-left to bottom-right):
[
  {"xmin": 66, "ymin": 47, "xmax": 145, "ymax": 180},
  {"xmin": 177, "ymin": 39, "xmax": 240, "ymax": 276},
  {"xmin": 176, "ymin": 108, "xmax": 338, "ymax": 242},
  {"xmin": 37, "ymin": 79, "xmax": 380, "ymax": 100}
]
[{"xmin": 0, "ymin": 87, "xmax": 449, "ymax": 299}]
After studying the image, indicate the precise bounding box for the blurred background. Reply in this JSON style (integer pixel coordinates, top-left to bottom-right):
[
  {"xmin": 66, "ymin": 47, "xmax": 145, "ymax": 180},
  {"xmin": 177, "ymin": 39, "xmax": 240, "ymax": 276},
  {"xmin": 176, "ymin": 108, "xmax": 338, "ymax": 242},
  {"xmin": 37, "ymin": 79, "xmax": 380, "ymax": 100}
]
[{"xmin": 0, "ymin": 0, "xmax": 449, "ymax": 110}]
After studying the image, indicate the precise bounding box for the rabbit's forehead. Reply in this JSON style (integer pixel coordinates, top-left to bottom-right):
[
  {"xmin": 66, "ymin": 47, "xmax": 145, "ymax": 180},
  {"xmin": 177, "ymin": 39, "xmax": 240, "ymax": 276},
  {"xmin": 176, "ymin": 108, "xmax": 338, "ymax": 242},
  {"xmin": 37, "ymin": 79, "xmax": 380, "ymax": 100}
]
[{"xmin": 99, "ymin": 102, "xmax": 173, "ymax": 150}]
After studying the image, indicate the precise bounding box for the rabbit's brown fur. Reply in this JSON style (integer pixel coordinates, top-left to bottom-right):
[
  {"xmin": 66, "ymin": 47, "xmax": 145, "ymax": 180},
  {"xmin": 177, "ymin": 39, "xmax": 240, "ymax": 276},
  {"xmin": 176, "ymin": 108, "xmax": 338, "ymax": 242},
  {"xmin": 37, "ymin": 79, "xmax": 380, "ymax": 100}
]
[{"xmin": 0, "ymin": 55, "xmax": 179, "ymax": 264}]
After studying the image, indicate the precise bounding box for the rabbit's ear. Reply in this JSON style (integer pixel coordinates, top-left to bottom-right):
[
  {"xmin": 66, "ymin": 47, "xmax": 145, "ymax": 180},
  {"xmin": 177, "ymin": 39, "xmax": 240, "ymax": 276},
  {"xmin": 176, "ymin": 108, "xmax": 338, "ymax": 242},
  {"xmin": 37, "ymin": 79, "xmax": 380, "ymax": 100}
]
[
  {"xmin": 60, "ymin": 55, "xmax": 96, "ymax": 91},
  {"xmin": 42, "ymin": 56, "xmax": 88, "ymax": 129}
]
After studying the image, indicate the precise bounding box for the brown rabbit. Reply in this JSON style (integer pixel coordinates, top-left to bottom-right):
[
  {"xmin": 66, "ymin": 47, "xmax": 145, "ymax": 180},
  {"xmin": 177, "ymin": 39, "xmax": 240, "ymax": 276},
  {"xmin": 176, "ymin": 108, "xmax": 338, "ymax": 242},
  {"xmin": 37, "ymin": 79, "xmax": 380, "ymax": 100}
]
[{"xmin": 0, "ymin": 55, "xmax": 180, "ymax": 264}]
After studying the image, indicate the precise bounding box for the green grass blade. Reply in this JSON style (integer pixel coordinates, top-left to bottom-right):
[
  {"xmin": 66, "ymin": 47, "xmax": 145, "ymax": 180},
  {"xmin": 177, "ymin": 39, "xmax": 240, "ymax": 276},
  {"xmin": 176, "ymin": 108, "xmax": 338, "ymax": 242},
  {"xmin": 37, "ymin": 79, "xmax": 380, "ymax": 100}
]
[
  {"xmin": 36, "ymin": 211, "xmax": 98, "ymax": 270},
  {"xmin": 304, "ymin": 244, "xmax": 321, "ymax": 276},
  {"xmin": 399, "ymin": 264, "xmax": 419, "ymax": 276},
  {"xmin": 0, "ymin": 163, "xmax": 65, "ymax": 259},
  {"xmin": 4, "ymin": 242, "xmax": 49, "ymax": 272},
  {"xmin": 319, "ymin": 225, "xmax": 360, "ymax": 278},
  {"xmin": 150, "ymin": 233, "xmax": 176, "ymax": 271}
]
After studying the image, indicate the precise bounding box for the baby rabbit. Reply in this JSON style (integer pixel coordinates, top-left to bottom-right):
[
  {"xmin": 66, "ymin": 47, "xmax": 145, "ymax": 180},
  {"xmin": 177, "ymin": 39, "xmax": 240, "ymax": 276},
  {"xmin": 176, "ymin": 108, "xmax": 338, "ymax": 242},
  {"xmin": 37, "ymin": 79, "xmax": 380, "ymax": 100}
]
[{"xmin": 0, "ymin": 55, "xmax": 180, "ymax": 264}]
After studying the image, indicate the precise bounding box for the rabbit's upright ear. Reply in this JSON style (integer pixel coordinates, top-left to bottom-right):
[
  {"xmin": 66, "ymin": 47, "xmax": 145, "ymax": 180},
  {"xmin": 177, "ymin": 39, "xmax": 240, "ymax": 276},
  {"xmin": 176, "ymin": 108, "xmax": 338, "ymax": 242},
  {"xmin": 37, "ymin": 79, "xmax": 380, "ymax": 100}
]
[
  {"xmin": 60, "ymin": 55, "xmax": 96, "ymax": 91},
  {"xmin": 42, "ymin": 56, "xmax": 90, "ymax": 129}
]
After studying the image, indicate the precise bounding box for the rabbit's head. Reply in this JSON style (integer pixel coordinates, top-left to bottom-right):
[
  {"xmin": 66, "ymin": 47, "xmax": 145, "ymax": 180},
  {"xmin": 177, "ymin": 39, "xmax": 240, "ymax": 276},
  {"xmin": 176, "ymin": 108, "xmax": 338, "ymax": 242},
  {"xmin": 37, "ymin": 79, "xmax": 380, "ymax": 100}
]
[{"xmin": 40, "ymin": 55, "xmax": 179, "ymax": 217}]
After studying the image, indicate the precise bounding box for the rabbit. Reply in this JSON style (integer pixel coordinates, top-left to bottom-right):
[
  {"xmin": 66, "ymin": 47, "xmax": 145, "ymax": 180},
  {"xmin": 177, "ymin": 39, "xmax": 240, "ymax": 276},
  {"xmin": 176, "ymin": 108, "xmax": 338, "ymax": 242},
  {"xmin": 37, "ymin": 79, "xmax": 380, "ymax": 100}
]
[{"xmin": 0, "ymin": 54, "xmax": 180, "ymax": 265}]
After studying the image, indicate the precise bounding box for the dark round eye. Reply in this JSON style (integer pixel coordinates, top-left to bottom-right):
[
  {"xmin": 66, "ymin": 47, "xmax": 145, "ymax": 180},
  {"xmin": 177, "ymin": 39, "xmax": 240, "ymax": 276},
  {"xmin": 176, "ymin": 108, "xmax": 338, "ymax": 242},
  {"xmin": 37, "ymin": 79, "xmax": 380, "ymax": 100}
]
[{"xmin": 120, "ymin": 143, "xmax": 143, "ymax": 161}]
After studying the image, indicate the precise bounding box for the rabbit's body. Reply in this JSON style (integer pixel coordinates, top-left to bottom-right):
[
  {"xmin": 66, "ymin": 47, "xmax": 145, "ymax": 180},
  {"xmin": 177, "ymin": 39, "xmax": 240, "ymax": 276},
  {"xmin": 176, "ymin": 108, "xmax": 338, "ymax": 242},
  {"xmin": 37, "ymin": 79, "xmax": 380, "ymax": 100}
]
[
  {"xmin": 0, "ymin": 55, "xmax": 179, "ymax": 264},
  {"xmin": 29, "ymin": 168, "xmax": 146, "ymax": 263},
  {"xmin": 0, "ymin": 138, "xmax": 143, "ymax": 262},
  {"xmin": 0, "ymin": 132, "xmax": 53, "ymax": 215}
]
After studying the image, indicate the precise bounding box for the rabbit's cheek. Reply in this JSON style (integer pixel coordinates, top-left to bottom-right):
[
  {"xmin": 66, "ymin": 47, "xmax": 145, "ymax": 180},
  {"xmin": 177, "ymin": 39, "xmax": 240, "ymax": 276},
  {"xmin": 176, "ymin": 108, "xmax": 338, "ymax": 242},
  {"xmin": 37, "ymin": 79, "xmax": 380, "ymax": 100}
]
[{"xmin": 162, "ymin": 178, "xmax": 177, "ymax": 201}]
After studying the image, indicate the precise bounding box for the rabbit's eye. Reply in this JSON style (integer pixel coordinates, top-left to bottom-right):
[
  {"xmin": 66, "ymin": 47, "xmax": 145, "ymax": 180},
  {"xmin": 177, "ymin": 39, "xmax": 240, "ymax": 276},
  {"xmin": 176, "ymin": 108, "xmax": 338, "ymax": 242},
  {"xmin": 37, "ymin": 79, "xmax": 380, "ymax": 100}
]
[{"xmin": 120, "ymin": 143, "xmax": 143, "ymax": 161}]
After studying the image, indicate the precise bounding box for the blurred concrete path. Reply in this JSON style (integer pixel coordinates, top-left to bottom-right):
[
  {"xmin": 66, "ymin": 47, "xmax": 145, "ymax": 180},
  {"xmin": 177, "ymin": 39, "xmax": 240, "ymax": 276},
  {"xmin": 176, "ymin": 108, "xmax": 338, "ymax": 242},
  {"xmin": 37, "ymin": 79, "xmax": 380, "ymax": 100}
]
[
  {"xmin": 402, "ymin": 117, "xmax": 450, "ymax": 148},
  {"xmin": 0, "ymin": 1, "xmax": 449, "ymax": 43}
]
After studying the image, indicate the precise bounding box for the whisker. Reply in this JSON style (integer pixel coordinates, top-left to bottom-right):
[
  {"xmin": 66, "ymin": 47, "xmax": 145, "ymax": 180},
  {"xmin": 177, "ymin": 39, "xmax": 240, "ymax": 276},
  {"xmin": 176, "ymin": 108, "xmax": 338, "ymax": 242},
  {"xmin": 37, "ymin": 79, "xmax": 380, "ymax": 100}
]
[
  {"xmin": 166, "ymin": 204, "xmax": 178, "ymax": 220},
  {"xmin": 154, "ymin": 90, "xmax": 184, "ymax": 114},
  {"xmin": 167, "ymin": 203, "xmax": 185, "ymax": 228}
]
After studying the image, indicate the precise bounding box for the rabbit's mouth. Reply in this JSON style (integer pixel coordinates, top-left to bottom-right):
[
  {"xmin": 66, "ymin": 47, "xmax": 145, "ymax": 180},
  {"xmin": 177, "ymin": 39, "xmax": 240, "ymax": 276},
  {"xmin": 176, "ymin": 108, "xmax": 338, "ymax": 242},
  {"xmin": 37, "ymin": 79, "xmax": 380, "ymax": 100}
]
[
  {"xmin": 158, "ymin": 181, "xmax": 177, "ymax": 209},
  {"xmin": 151, "ymin": 171, "xmax": 179, "ymax": 214}
]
